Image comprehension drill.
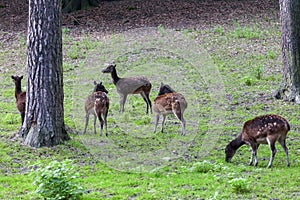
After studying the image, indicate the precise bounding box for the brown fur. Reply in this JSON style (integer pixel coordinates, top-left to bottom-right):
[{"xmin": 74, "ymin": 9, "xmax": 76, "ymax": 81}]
[
  {"xmin": 225, "ymin": 114, "xmax": 290, "ymax": 168},
  {"xmin": 83, "ymin": 81, "xmax": 108, "ymax": 134},
  {"xmin": 94, "ymin": 91, "xmax": 110, "ymax": 136},
  {"xmin": 11, "ymin": 75, "xmax": 26, "ymax": 125},
  {"xmin": 102, "ymin": 64, "xmax": 152, "ymax": 114},
  {"xmin": 153, "ymin": 84, "xmax": 187, "ymax": 135}
]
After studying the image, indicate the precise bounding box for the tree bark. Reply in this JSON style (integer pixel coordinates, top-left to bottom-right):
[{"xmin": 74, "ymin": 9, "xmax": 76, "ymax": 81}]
[
  {"xmin": 19, "ymin": 0, "xmax": 70, "ymax": 147},
  {"xmin": 275, "ymin": 0, "xmax": 300, "ymax": 103},
  {"xmin": 62, "ymin": 0, "xmax": 100, "ymax": 13}
]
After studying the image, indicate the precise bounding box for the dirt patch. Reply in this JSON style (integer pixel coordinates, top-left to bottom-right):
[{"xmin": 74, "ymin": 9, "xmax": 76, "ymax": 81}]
[{"xmin": 0, "ymin": 0, "xmax": 279, "ymax": 34}]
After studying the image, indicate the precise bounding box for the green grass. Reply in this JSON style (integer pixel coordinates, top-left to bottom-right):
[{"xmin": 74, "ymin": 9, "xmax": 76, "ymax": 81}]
[{"xmin": 1, "ymin": 9, "xmax": 300, "ymax": 200}]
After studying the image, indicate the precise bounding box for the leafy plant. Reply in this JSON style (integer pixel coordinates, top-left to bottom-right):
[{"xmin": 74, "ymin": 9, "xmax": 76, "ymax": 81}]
[
  {"xmin": 228, "ymin": 178, "xmax": 251, "ymax": 194},
  {"xmin": 213, "ymin": 25, "xmax": 223, "ymax": 35},
  {"xmin": 266, "ymin": 50, "xmax": 276, "ymax": 59},
  {"xmin": 18, "ymin": 33, "xmax": 25, "ymax": 48},
  {"xmin": 158, "ymin": 24, "xmax": 165, "ymax": 36},
  {"xmin": 31, "ymin": 160, "xmax": 84, "ymax": 200},
  {"xmin": 252, "ymin": 65, "xmax": 263, "ymax": 80},
  {"xmin": 242, "ymin": 75, "xmax": 255, "ymax": 86},
  {"xmin": 233, "ymin": 23, "xmax": 260, "ymax": 39}
]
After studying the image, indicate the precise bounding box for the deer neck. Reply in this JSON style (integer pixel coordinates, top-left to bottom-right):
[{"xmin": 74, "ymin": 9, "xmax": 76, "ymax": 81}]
[
  {"xmin": 230, "ymin": 133, "xmax": 245, "ymax": 151},
  {"xmin": 111, "ymin": 68, "xmax": 120, "ymax": 85},
  {"xmin": 14, "ymin": 82, "xmax": 22, "ymax": 99}
]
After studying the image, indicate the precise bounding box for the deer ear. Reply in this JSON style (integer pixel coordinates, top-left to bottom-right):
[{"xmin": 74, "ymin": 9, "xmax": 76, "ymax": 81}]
[
  {"xmin": 20, "ymin": 76, "xmax": 23, "ymax": 79},
  {"xmin": 11, "ymin": 75, "xmax": 14, "ymax": 79},
  {"xmin": 100, "ymin": 82, "xmax": 102, "ymax": 85}
]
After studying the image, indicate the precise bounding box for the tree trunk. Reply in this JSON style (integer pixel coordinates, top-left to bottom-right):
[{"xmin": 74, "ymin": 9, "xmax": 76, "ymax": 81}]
[
  {"xmin": 62, "ymin": 0, "xmax": 100, "ymax": 13},
  {"xmin": 275, "ymin": 0, "xmax": 300, "ymax": 103},
  {"xmin": 19, "ymin": 0, "xmax": 70, "ymax": 147}
]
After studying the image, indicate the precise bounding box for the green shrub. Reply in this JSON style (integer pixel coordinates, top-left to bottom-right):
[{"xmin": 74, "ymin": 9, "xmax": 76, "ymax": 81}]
[
  {"xmin": 31, "ymin": 160, "xmax": 84, "ymax": 200},
  {"xmin": 228, "ymin": 178, "xmax": 250, "ymax": 194},
  {"xmin": 190, "ymin": 160, "xmax": 226, "ymax": 173}
]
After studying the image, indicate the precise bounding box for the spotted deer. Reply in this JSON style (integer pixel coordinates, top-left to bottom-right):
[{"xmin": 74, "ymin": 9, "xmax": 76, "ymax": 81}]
[
  {"xmin": 94, "ymin": 90, "xmax": 109, "ymax": 136},
  {"xmin": 153, "ymin": 82, "xmax": 187, "ymax": 135},
  {"xmin": 83, "ymin": 81, "xmax": 108, "ymax": 134},
  {"xmin": 225, "ymin": 114, "xmax": 290, "ymax": 168}
]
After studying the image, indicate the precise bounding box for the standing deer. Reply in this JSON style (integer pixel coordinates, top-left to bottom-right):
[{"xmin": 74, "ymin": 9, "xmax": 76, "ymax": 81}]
[
  {"xmin": 153, "ymin": 82, "xmax": 187, "ymax": 135},
  {"xmin": 11, "ymin": 75, "xmax": 26, "ymax": 125},
  {"xmin": 225, "ymin": 114, "xmax": 290, "ymax": 168},
  {"xmin": 101, "ymin": 64, "xmax": 152, "ymax": 114},
  {"xmin": 94, "ymin": 90, "xmax": 110, "ymax": 136},
  {"xmin": 83, "ymin": 81, "xmax": 108, "ymax": 134}
]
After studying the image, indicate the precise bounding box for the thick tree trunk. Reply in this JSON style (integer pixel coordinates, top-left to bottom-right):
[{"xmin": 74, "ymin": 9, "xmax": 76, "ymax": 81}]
[
  {"xmin": 19, "ymin": 0, "xmax": 70, "ymax": 147},
  {"xmin": 275, "ymin": 0, "xmax": 300, "ymax": 103},
  {"xmin": 62, "ymin": 0, "xmax": 100, "ymax": 13}
]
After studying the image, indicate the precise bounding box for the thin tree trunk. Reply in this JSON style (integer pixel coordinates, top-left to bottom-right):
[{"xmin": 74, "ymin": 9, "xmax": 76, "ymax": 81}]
[
  {"xmin": 19, "ymin": 0, "xmax": 70, "ymax": 147},
  {"xmin": 275, "ymin": 0, "xmax": 300, "ymax": 103}
]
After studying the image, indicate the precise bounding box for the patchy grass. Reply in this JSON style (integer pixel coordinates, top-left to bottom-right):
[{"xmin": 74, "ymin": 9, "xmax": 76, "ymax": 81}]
[{"xmin": 1, "ymin": 9, "xmax": 300, "ymax": 200}]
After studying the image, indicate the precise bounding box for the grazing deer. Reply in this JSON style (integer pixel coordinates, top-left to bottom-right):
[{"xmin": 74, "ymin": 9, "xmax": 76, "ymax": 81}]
[
  {"xmin": 11, "ymin": 75, "xmax": 26, "ymax": 125},
  {"xmin": 94, "ymin": 91, "xmax": 109, "ymax": 136},
  {"xmin": 153, "ymin": 82, "xmax": 187, "ymax": 135},
  {"xmin": 83, "ymin": 81, "xmax": 108, "ymax": 134},
  {"xmin": 101, "ymin": 64, "xmax": 152, "ymax": 114},
  {"xmin": 225, "ymin": 114, "xmax": 290, "ymax": 168}
]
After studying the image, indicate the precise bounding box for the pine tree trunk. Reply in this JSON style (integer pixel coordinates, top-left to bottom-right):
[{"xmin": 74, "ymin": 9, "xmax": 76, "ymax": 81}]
[
  {"xmin": 275, "ymin": 0, "xmax": 300, "ymax": 103},
  {"xmin": 19, "ymin": 0, "xmax": 70, "ymax": 147}
]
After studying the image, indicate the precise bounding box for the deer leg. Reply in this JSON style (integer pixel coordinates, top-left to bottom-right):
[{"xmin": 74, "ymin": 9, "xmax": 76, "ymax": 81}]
[
  {"xmin": 267, "ymin": 138, "xmax": 276, "ymax": 168},
  {"xmin": 21, "ymin": 112, "xmax": 25, "ymax": 125},
  {"xmin": 249, "ymin": 144, "xmax": 258, "ymax": 166},
  {"xmin": 147, "ymin": 94, "xmax": 152, "ymax": 114},
  {"xmin": 104, "ymin": 111, "xmax": 108, "ymax": 137},
  {"xmin": 172, "ymin": 103, "xmax": 186, "ymax": 135},
  {"xmin": 119, "ymin": 94, "xmax": 127, "ymax": 113},
  {"xmin": 140, "ymin": 92, "xmax": 151, "ymax": 114},
  {"xmin": 154, "ymin": 114, "xmax": 160, "ymax": 133},
  {"xmin": 93, "ymin": 114, "xmax": 97, "ymax": 134},
  {"xmin": 83, "ymin": 113, "xmax": 89, "ymax": 134},
  {"xmin": 161, "ymin": 115, "xmax": 167, "ymax": 133},
  {"xmin": 98, "ymin": 114, "xmax": 103, "ymax": 136},
  {"xmin": 279, "ymin": 138, "xmax": 290, "ymax": 167},
  {"xmin": 140, "ymin": 94, "xmax": 148, "ymax": 114},
  {"xmin": 181, "ymin": 117, "xmax": 186, "ymax": 136},
  {"xmin": 141, "ymin": 92, "xmax": 152, "ymax": 114}
]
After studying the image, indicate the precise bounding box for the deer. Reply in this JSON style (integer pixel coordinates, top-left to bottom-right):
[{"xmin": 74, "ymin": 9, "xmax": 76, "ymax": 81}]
[
  {"xmin": 152, "ymin": 82, "xmax": 187, "ymax": 135},
  {"xmin": 94, "ymin": 90, "xmax": 110, "ymax": 136},
  {"xmin": 101, "ymin": 63, "xmax": 152, "ymax": 114},
  {"xmin": 11, "ymin": 75, "xmax": 26, "ymax": 125},
  {"xmin": 83, "ymin": 81, "xmax": 108, "ymax": 134},
  {"xmin": 225, "ymin": 114, "xmax": 290, "ymax": 168}
]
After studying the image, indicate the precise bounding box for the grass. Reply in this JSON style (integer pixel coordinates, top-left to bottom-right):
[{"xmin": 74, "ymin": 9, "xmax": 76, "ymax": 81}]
[{"xmin": 1, "ymin": 10, "xmax": 300, "ymax": 200}]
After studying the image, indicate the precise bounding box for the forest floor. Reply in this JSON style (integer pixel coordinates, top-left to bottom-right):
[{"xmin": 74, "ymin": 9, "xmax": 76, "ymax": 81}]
[{"xmin": 0, "ymin": 0, "xmax": 279, "ymax": 40}]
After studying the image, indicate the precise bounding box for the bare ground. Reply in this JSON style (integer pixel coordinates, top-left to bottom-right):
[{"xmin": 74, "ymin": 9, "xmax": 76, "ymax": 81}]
[{"xmin": 0, "ymin": 0, "xmax": 279, "ymax": 38}]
